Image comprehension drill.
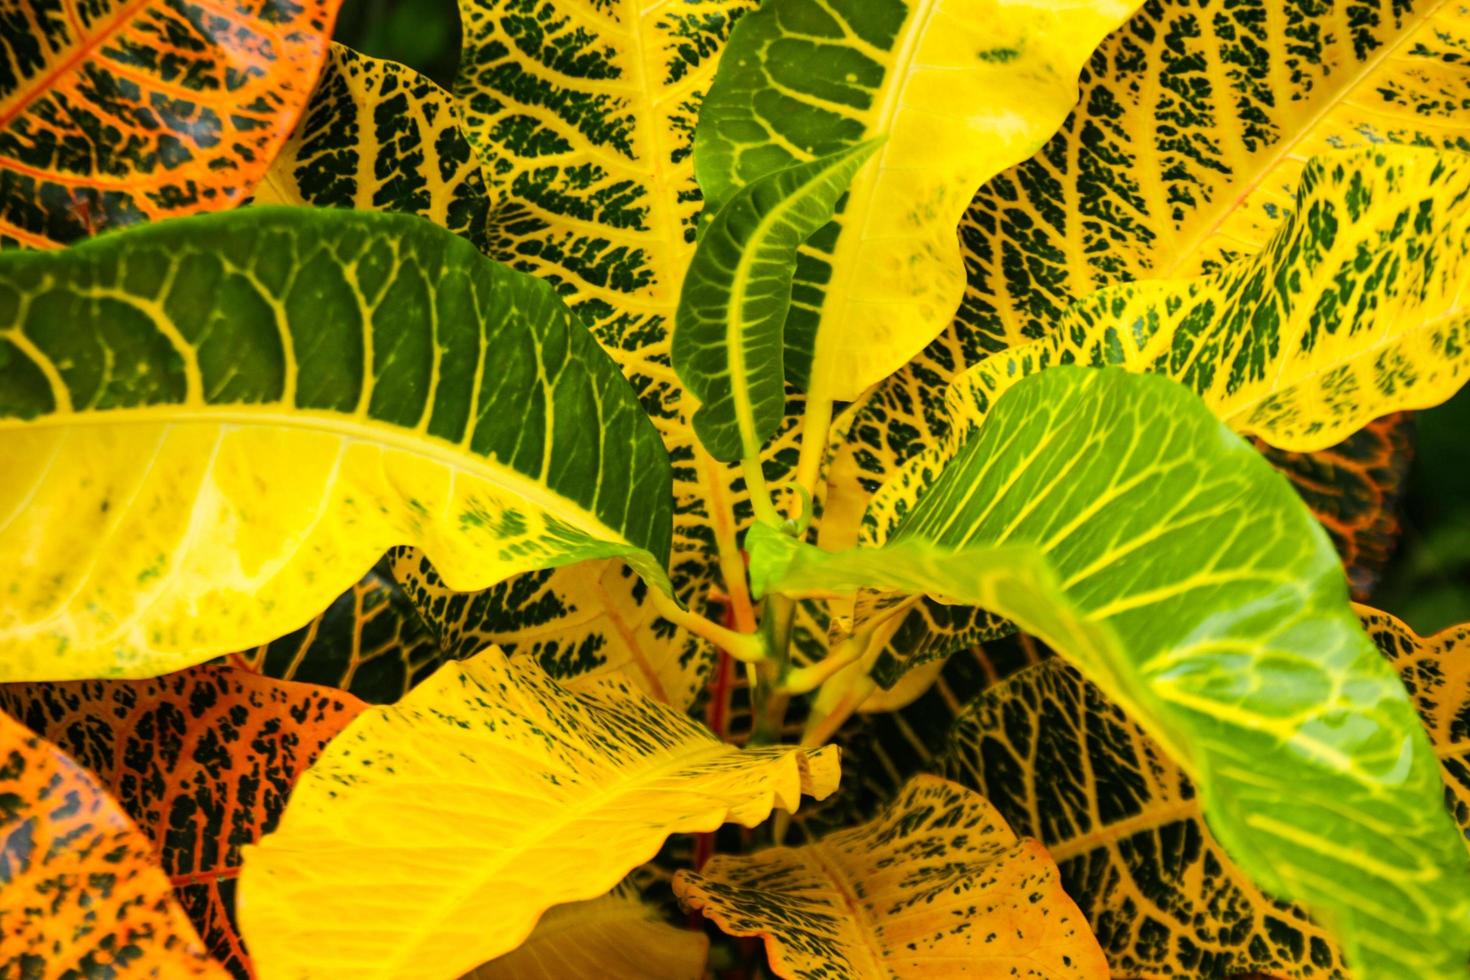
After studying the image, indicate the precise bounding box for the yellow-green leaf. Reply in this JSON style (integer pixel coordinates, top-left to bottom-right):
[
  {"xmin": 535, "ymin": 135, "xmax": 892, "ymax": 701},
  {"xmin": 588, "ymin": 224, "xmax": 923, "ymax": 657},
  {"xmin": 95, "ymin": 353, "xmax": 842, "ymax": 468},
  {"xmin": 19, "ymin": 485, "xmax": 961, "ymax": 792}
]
[
  {"xmin": 958, "ymin": 146, "xmax": 1470, "ymax": 455},
  {"xmin": 693, "ymin": 0, "xmax": 1140, "ymax": 402},
  {"xmin": 0, "ymin": 207, "xmax": 673, "ymax": 680},
  {"xmin": 0, "ymin": 0, "xmax": 339, "ymax": 248},
  {"xmin": 465, "ymin": 891, "xmax": 707, "ymax": 980},
  {"xmin": 255, "ymin": 44, "xmax": 492, "ymax": 252},
  {"xmin": 675, "ymin": 773, "xmax": 1107, "ymax": 979},
  {"xmin": 237, "ymin": 645, "xmax": 839, "ymax": 978}
]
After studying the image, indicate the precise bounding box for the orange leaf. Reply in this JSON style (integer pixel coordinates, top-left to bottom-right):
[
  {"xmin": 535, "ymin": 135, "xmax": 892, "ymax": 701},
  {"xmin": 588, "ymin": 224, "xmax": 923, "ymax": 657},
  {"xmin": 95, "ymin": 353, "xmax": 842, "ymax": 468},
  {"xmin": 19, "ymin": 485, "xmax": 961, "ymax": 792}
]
[
  {"xmin": 0, "ymin": 710, "xmax": 223, "ymax": 977},
  {"xmin": 0, "ymin": 664, "xmax": 365, "ymax": 977},
  {"xmin": 0, "ymin": 0, "xmax": 341, "ymax": 248}
]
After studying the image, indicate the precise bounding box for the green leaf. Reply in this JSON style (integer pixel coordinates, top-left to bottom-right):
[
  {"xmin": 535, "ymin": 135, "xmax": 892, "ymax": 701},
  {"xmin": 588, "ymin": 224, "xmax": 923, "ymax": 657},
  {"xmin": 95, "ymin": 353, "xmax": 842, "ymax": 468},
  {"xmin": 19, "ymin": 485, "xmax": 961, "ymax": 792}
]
[
  {"xmin": 693, "ymin": 0, "xmax": 1139, "ymax": 401},
  {"xmin": 674, "ymin": 142, "xmax": 881, "ymax": 462},
  {"xmin": 0, "ymin": 207, "xmax": 672, "ymax": 681},
  {"xmin": 749, "ymin": 365, "xmax": 1470, "ymax": 978}
]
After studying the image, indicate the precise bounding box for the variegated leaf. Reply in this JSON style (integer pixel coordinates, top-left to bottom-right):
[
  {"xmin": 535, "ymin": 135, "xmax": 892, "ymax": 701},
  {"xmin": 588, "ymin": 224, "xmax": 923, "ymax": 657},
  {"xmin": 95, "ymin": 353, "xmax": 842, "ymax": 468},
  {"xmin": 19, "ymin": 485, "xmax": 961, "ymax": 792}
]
[
  {"xmin": 255, "ymin": 43, "xmax": 492, "ymax": 252},
  {"xmin": 0, "ymin": 208, "xmax": 672, "ymax": 680},
  {"xmin": 0, "ymin": 0, "xmax": 338, "ymax": 248},
  {"xmin": 238, "ymin": 645, "xmax": 839, "ymax": 979},
  {"xmin": 465, "ymin": 890, "xmax": 708, "ymax": 980},
  {"xmin": 0, "ymin": 710, "xmax": 223, "ymax": 977},
  {"xmin": 0, "ymin": 665, "xmax": 364, "ymax": 978},
  {"xmin": 694, "ymin": 0, "xmax": 1140, "ymax": 402},
  {"xmin": 675, "ymin": 774, "xmax": 1107, "ymax": 979},
  {"xmin": 751, "ymin": 366, "xmax": 1470, "ymax": 978}
]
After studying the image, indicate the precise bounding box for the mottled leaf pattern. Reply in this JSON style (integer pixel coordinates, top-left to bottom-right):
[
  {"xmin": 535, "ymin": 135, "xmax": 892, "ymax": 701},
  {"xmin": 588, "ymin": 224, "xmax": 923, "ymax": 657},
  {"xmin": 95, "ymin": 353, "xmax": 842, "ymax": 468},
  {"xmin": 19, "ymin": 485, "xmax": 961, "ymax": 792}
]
[
  {"xmin": 956, "ymin": 148, "xmax": 1470, "ymax": 455},
  {"xmin": 751, "ymin": 366, "xmax": 1470, "ymax": 979},
  {"xmin": 465, "ymin": 891, "xmax": 708, "ymax": 980},
  {"xmin": 1259, "ymin": 414, "xmax": 1414, "ymax": 601},
  {"xmin": 0, "ymin": 711, "xmax": 222, "ymax": 978},
  {"xmin": 255, "ymin": 44, "xmax": 491, "ymax": 251},
  {"xmin": 0, "ymin": 0, "xmax": 339, "ymax": 248},
  {"xmin": 0, "ymin": 207, "xmax": 672, "ymax": 680},
  {"xmin": 0, "ymin": 665, "xmax": 363, "ymax": 978},
  {"xmin": 676, "ymin": 774, "xmax": 1107, "ymax": 979},
  {"xmin": 238, "ymin": 645, "xmax": 839, "ymax": 979},
  {"xmin": 694, "ymin": 0, "xmax": 1139, "ymax": 401}
]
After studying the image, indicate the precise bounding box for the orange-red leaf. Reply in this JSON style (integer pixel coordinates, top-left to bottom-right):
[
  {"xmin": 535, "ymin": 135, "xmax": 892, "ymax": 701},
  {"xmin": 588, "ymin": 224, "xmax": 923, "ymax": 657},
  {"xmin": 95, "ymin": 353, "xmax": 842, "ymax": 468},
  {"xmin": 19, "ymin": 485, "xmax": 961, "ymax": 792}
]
[
  {"xmin": 0, "ymin": 710, "xmax": 222, "ymax": 977},
  {"xmin": 0, "ymin": 0, "xmax": 340, "ymax": 248},
  {"xmin": 0, "ymin": 665, "xmax": 365, "ymax": 977}
]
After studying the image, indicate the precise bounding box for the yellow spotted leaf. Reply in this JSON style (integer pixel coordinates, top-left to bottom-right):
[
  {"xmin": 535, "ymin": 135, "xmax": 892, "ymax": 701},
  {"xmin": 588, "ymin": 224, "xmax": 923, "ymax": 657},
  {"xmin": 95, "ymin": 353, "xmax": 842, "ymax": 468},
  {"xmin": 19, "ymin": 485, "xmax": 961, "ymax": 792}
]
[
  {"xmin": 464, "ymin": 891, "xmax": 708, "ymax": 980},
  {"xmin": 255, "ymin": 43, "xmax": 492, "ymax": 252},
  {"xmin": 694, "ymin": 0, "xmax": 1140, "ymax": 403},
  {"xmin": 675, "ymin": 774, "xmax": 1107, "ymax": 979},
  {"xmin": 0, "ymin": 0, "xmax": 339, "ymax": 248},
  {"xmin": 237, "ymin": 645, "xmax": 839, "ymax": 979},
  {"xmin": 0, "ymin": 208, "xmax": 673, "ymax": 681}
]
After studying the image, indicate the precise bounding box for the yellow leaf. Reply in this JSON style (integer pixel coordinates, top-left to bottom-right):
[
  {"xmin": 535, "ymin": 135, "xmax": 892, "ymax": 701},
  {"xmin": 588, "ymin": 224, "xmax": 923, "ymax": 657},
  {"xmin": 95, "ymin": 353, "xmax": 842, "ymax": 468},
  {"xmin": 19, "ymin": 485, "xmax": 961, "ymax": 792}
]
[
  {"xmin": 464, "ymin": 892, "xmax": 707, "ymax": 980},
  {"xmin": 674, "ymin": 774, "xmax": 1108, "ymax": 979},
  {"xmin": 238, "ymin": 645, "xmax": 839, "ymax": 978}
]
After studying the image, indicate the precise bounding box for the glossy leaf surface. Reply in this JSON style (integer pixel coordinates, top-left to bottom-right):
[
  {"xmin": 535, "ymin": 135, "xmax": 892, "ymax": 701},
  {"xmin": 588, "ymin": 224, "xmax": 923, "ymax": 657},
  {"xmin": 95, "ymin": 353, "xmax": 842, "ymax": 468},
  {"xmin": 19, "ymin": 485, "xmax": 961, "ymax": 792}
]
[
  {"xmin": 0, "ymin": 710, "xmax": 222, "ymax": 977},
  {"xmin": 0, "ymin": 207, "xmax": 672, "ymax": 680},
  {"xmin": 238, "ymin": 645, "xmax": 839, "ymax": 978},
  {"xmin": 0, "ymin": 0, "xmax": 338, "ymax": 247},
  {"xmin": 676, "ymin": 142, "xmax": 878, "ymax": 461},
  {"xmin": 694, "ymin": 0, "xmax": 1138, "ymax": 400},
  {"xmin": 676, "ymin": 774, "xmax": 1107, "ymax": 979},
  {"xmin": 751, "ymin": 366, "xmax": 1470, "ymax": 978}
]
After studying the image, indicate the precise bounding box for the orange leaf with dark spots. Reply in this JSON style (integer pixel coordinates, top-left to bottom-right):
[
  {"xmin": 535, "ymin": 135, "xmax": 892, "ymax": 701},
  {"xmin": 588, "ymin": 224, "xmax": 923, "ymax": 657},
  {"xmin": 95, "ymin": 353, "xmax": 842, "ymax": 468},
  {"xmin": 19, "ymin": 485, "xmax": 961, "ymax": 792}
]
[
  {"xmin": 0, "ymin": 0, "xmax": 341, "ymax": 248},
  {"xmin": 0, "ymin": 664, "xmax": 365, "ymax": 978},
  {"xmin": 0, "ymin": 710, "xmax": 223, "ymax": 978}
]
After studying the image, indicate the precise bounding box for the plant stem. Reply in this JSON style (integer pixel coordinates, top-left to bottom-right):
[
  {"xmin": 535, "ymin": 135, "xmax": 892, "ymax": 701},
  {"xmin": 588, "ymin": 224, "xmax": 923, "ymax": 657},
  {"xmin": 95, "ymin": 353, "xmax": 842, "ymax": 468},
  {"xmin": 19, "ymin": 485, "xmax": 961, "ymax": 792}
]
[
  {"xmin": 793, "ymin": 395, "xmax": 833, "ymax": 502},
  {"xmin": 741, "ymin": 455, "xmax": 782, "ymax": 526},
  {"xmin": 648, "ymin": 589, "xmax": 767, "ymax": 664}
]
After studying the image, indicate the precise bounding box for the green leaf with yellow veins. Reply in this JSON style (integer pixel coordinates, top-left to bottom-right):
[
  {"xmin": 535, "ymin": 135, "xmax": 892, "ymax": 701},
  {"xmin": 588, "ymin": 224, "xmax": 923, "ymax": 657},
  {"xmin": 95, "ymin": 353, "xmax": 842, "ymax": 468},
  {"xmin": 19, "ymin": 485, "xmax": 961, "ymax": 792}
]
[
  {"xmin": 749, "ymin": 365, "xmax": 1470, "ymax": 978},
  {"xmin": 674, "ymin": 142, "xmax": 881, "ymax": 462},
  {"xmin": 693, "ymin": 0, "xmax": 1140, "ymax": 402},
  {"xmin": 0, "ymin": 207, "xmax": 673, "ymax": 681},
  {"xmin": 953, "ymin": 147, "xmax": 1470, "ymax": 456},
  {"xmin": 237, "ymin": 645, "xmax": 839, "ymax": 979},
  {"xmin": 830, "ymin": 0, "xmax": 1470, "ymax": 534},
  {"xmin": 674, "ymin": 774, "xmax": 1108, "ymax": 979},
  {"xmin": 255, "ymin": 44, "xmax": 492, "ymax": 253}
]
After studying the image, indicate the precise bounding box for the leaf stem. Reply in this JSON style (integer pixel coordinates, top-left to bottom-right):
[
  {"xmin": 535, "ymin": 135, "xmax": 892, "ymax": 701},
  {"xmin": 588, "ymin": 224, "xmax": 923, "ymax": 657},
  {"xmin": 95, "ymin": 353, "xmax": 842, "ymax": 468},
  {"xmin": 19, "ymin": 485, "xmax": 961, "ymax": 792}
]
[
  {"xmin": 648, "ymin": 589, "xmax": 768, "ymax": 664},
  {"xmin": 741, "ymin": 455, "xmax": 782, "ymax": 526},
  {"xmin": 793, "ymin": 395, "xmax": 833, "ymax": 501}
]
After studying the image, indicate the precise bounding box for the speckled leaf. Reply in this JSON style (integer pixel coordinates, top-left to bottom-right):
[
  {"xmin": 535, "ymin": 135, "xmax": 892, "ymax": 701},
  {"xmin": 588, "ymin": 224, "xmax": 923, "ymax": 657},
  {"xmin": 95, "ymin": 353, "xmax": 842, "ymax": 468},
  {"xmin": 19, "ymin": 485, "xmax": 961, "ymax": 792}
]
[
  {"xmin": 0, "ymin": 664, "xmax": 363, "ymax": 978},
  {"xmin": 0, "ymin": 207, "xmax": 673, "ymax": 681},
  {"xmin": 830, "ymin": 0, "xmax": 1470, "ymax": 539},
  {"xmin": 236, "ymin": 555, "xmax": 448, "ymax": 705},
  {"xmin": 237, "ymin": 645, "xmax": 840, "ymax": 979},
  {"xmin": 1259, "ymin": 414, "xmax": 1415, "ymax": 602},
  {"xmin": 749, "ymin": 366, "xmax": 1470, "ymax": 979},
  {"xmin": 675, "ymin": 141, "xmax": 880, "ymax": 461},
  {"xmin": 0, "ymin": 710, "xmax": 223, "ymax": 978},
  {"xmin": 693, "ymin": 0, "xmax": 1138, "ymax": 402},
  {"xmin": 255, "ymin": 43, "xmax": 491, "ymax": 251},
  {"xmin": 1361, "ymin": 607, "xmax": 1470, "ymax": 849},
  {"xmin": 0, "ymin": 0, "xmax": 339, "ymax": 248},
  {"xmin": 675, "ymin": 774, "xmax": 1106, "ymax": 979},
  {"xmin": 464, "ymin": 890, "xmax": 708, "ymax": 980},
  {"xmin": 958, "ymin": 147, "xmax": 1470, "ymax": 454}
]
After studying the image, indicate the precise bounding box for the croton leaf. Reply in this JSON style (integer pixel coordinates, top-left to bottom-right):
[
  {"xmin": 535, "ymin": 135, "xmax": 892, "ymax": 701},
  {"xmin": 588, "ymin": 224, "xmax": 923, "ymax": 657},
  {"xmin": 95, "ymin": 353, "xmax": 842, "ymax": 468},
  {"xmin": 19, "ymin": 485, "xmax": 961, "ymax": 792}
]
[
  {"xmin": 749, "ymin": 366, "xmax": 1470, "ymax": 978},
  {"xmin": 465, "ymin": 891, "xmax": 708, "ymax": 980},
  {"xmin": 237, "ymin": 645, "xmax": 839, "ymax": 979},
  {"xmin": 693, "ymin": 0, "xmax": 1139, "ymax": 401},
  {"xmin": 0, "ymin": 0, "xmax": 339, "ymax": 248},
  {"xmin": 0, "ymin": 710, "xmax": 222, "ymax": 977},
  {"xmin": 255, "ymin": 43, "xmax": 492, "ymax": 252},
  {"xmin": 675, "ymin": 773, "xmax": 1107, "ymax": 979},
  {"xmin": 0, "ymin": 664, "xmax": 363, "ymax": 978},
  {"xmin": 674, "ymin": 141, "xmax": 880, "ymax": 462},
  {"xmin": 0, "ymin": 206, "xmax": 673, "ymax": 680},
  {"xmin": 958, "ymin": 147, "xmax": 1470, "ymax": 456}
]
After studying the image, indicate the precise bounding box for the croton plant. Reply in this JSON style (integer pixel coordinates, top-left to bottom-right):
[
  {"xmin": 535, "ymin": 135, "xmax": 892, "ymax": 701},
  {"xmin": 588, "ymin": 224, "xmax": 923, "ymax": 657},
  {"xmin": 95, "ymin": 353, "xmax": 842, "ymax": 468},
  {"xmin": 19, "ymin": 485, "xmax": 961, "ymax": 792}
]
[{"xmin": 1, "ymin": 0, "xmax": 1469, "ymax": 977}]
